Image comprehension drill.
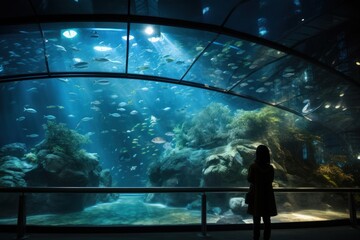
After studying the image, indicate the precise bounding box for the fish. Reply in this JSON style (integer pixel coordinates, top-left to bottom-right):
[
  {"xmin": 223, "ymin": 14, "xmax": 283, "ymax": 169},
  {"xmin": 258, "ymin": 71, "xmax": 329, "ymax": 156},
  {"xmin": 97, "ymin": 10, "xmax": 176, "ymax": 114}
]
[
  {"xmin": 16, "ymin": 116, "xmax": 26, "ymax": 122},
  {"xmin": 118, "ymin": 102, "xmax": 127, "ymax": 107},
  {"xmin": 282, "ymin": 72, "xmax": 295, "ymax": 78},
  {"xmin": 80, "ymin": 117, "xmax": 93, "ymax": 122},
  {"xmin": 71, "ymin": 46, "xmax": 80, "ymax": 51},
  {"xmin": 255, "ymin": 87, "xmax": 267, "ymax": 93},
  {"xmin": 117, "ymin": 108, "xmax": 126, "ymax": 111},
  {"xmin": 94, "ymin": 79, "xmax": 110, "ymax": 85},
  {"xmin": 162, "ymin": 107, "xmax": 171, "ymax": 111},
  {"xmin": 26, "ymin": 87, "xmax": 38, "ymax": 92},
  {"xmin": 137, "ymin": 66, "xmax": 150, "ymax": 71},
  {"xmin": 76, "ymin": 117, "xmax": 93, "ymax": 129},
  {"xmin": 165, "ymin": 132, "xmax": 175, "ymax": 137},
  {"xmin": 54, "ymin": 44, "xmax": 66, "ymax": 52},
  {"xmin": 91, "ymin": 106, "xmax": 100, "ymax": 112},
  {"xmin": 73, "ymin": 61, "xmax": 88, "ymax": 68},
  {"xmin": 44, "ymin": 115, "xmax": 56, "ymax": 120},
  {"xmin": 109, "ymin": 113, "xmax": 121, "ymax": 117},
  {"xmin": 26, "ymin": 134, "xmax": 39, "ymax": 138},
  {"xmin": 93, "ymin": 57, "xmax": 110, "ymax": 62},
  {"xmin": 151, "ymin": 137, "xmax": 166, "ymax": 144},
  {"xmin": 58, "ymin": 78, "xmax": 69, "ymax": 83},
  {"xmin": 24, "ymin": 107, "xmax": 37, "ymax": 113},
  {"xmin": 130, "ymin": 110, "xmax": 138, "ymax": 115},
  {"xmin": 85, "ymin": 131, "xmax": 95, "ymax": 137}
]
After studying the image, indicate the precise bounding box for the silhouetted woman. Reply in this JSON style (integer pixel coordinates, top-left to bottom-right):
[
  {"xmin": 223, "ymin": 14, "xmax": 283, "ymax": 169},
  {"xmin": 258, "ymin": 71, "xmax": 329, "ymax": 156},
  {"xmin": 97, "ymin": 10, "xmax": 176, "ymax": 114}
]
[{"xmin": 247, "ymin": 145, "xmax": 277, "ymax": 240}]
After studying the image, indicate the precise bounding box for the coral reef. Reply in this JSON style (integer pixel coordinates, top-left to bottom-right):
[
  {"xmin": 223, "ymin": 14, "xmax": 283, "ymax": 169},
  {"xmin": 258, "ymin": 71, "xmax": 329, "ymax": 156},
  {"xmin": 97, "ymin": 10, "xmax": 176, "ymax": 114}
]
[
  {"xmin": 147, "ymin": 103, "xmax": 356, "ymax": 216},
  {"xmin": 0, "ymin": 122, "xmax": 116, "ymax": 216},
  {"xmin": 40, "ymin": 121, "xmax": 89, "ymax": 159},
  {"xmin": 228, "ymin": 107, "xmax": 281, "ymax": 141},
  {"xmin": 174, "ymin": 103, "xmax": 232, "ymax": 149}
]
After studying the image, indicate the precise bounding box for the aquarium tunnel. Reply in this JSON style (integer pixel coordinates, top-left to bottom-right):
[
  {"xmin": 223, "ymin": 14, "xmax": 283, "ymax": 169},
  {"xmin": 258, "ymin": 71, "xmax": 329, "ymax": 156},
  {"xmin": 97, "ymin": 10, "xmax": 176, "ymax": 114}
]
[{"xmin": 0, "ymin": 0, "xmax": 359, "ymax": 232}]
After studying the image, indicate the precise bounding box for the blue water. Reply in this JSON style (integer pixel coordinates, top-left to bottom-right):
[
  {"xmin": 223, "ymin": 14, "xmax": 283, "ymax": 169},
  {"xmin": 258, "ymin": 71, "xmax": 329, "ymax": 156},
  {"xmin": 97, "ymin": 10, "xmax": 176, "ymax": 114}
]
[{"xmin": 0, "ymin": 77, "xmax": 260, "ymax": 187}]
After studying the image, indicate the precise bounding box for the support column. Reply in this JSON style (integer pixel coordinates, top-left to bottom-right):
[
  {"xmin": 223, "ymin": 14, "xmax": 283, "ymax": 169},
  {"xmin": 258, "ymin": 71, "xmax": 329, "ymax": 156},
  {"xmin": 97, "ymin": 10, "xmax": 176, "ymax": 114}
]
[
  {"xmin": 199, "ymin": 192, "xmax": 209, "ymax": 237},
  {"xmin": 348, "ymin": 192, "xmax": 358, "ymax": 228},
  {"xmin": 16, "ymin": 193, "xmax": 27, "ymax": 240}
]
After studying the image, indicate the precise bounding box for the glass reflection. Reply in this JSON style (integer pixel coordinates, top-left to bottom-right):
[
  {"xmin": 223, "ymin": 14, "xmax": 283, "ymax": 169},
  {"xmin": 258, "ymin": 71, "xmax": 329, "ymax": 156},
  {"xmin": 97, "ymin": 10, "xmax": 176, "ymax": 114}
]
[{"xmin": 43, "ymin": 23, "xmax": 127, "ymax": 73}]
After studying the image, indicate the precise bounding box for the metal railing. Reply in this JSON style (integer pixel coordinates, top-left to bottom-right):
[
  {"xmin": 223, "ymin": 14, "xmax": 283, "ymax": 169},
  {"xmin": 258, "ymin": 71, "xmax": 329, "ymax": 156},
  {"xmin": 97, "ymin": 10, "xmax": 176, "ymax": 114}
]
[{"xmin": 0, "ymin": 187, "xmax": 359, "ymax": 239}]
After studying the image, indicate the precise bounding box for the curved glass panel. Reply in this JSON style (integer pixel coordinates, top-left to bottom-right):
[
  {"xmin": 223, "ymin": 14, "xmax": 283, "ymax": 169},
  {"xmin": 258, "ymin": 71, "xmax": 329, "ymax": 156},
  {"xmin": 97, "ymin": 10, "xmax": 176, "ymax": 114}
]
[
  {"xmin": 231, "ymin": 56, "xmax": 338, "ymax": 108},
  {"xmin": 130, "ymin": 0, "xmax": 240, "ymax": 26},
  {"xmin": 1, "ymin": 77, "xmax": 358, "ymax": 226},
  {"xmin": 225, "ymin": 0, "xmax": 322, "ymax": 41},
  {"xmin": 0, "ymin": 24, "xmax": 46, "ymax": 77},
  {"xmin": 225, "ymin": 0, "xmax": 359, "ymax": 83},
  {"xmin": 184, "ymin": 34, "xmax": 285, "ymax": 89},
  {"xmin": 128, "ymin": 24, "xmax": 216, "ymax": 79},
  {"xmin": 43, "ymin": 22, "xmax": 127, "ymax": 73}
]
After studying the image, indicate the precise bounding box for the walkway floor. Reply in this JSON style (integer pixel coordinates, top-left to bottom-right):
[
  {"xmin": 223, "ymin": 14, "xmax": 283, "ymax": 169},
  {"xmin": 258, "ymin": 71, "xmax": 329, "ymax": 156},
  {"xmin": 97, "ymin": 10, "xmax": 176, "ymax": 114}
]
[{"xmin": 1, "ymin": 226, "xmax": 359, "ymax": 240}]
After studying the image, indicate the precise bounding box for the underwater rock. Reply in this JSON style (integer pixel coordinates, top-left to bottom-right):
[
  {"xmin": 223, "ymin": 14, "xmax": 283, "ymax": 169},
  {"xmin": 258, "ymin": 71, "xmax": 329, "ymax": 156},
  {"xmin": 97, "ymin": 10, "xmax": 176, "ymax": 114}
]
[
  {"xmin": 58, "ymin": 169, "xmax": 88, "ymax": 186},
  {"xmin": 229, "ymin": 197, "xmax": 247, "ymax": 215},
  {"xmin": 81, "ymin": 152, "xmax": 100, "ymax": 172},
  {"xmin": 0, "ymin": 123, "xmax": 117, "ymax": 216},
  {"xmin": 146, "ymin": 147, "xmax": 206, "ymax": 206},
  {"xmin": 0, "ymin": 156, "xmax": 29, "ymax": 186},
  {"xmin": 43, "ymin": 153, "xmax": 65, "ymax": 173},
  {"xmin": 216, "ymin": 214, "xmax": 245, "ymax": 224},
  {"xmin": 100, "ymin": 169, "xmax": 112, "ymax": 187},
  {"xmin": 186, "ymin": 199, "xmax": 202, "ymax": 210},
  {"xmin": 0, "ymin": 142, "xmax": 26, "ymax": 158},
  {"xmin": 202, "ymin": 145, "xmax": 244, "ymax": 187}
]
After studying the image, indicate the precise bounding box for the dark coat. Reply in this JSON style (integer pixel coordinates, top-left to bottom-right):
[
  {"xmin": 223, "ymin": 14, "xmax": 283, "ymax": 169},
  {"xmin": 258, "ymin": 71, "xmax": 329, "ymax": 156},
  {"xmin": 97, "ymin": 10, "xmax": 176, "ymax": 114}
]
[{"xmin": 247, "ymin": 162, "xmax": 277, "ymax": 217}]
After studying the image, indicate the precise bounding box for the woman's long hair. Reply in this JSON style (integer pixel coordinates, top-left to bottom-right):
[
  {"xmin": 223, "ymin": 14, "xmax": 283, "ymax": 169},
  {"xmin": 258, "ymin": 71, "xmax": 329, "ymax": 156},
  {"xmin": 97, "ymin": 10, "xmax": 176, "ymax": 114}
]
[{"xmin": 255, "ymin": 145, "xmax": 270, "ymax": 165}]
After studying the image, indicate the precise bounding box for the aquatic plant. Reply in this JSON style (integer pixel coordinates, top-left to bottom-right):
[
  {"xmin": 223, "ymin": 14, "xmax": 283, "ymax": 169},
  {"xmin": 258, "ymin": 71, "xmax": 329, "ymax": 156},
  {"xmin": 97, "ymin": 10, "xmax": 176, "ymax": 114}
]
[
  {"xmin": 228, "ymin": 106, "xmax": 281, "ymax": 141},
  {"xmin": 174, "ymin": 103, "xmax": 232, "ymax": 149},
  {"xmin": 316, "ymin": 163, "xmax": 354, "ymax": 187},
  {"xmin": 42, "ymin": 121, "xmax": 89, "ymax": 157}
]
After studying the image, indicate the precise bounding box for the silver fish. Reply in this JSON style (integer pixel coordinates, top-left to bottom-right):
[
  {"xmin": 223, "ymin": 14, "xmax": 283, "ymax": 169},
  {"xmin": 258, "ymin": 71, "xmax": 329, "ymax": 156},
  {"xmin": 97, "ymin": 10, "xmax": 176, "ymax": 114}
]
[{"xmin": 73, "ymin": 62, "xmax": 89, "ymax": 68}]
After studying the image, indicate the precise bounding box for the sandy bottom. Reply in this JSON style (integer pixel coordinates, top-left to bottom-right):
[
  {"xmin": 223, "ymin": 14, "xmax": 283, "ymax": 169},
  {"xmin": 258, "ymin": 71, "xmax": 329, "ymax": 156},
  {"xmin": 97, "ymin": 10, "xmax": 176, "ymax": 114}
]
[{"xmin": 0, "ymin": 195, "xmax": 353, "ymax": 226}]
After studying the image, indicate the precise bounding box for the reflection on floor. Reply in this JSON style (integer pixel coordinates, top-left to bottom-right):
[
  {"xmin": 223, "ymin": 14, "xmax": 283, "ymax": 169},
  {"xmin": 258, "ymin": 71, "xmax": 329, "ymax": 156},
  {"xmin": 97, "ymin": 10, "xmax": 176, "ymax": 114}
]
[{"xmin": 0, "ymin": 195, "xmax": 351, "ymax": 226}]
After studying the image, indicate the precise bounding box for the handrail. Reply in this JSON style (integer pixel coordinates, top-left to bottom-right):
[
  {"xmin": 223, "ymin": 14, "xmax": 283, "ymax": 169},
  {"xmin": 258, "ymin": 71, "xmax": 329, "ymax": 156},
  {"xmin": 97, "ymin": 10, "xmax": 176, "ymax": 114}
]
[
  {"xmin": 0, "ymin": 187, "xmax": 359, "ymax": 193},
  {"xmin": 0, "ymin": 187, "xmax": 358, "ymax": 239}
]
